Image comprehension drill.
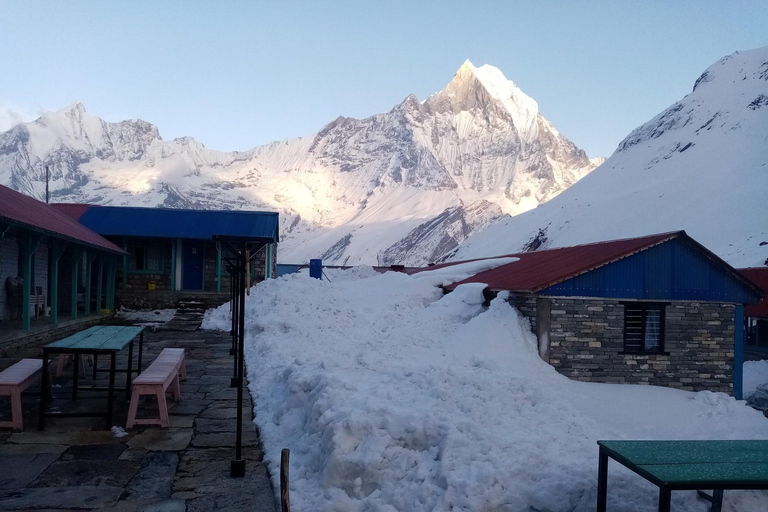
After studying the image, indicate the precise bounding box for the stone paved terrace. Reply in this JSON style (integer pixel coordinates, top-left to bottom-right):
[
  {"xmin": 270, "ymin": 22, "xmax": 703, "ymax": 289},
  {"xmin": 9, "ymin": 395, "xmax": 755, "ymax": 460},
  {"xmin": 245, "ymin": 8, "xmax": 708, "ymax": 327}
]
[{"xmin": 0, "ymin": 319, "xmax": 277, "ymax": 511}]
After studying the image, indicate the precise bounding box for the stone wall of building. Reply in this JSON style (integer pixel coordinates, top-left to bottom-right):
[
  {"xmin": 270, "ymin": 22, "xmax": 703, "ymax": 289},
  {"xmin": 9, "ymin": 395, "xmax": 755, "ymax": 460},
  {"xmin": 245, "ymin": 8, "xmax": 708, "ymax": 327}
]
[{"xmin": 523, "ymin": 297, "xmax": 735, "ymax": 394}]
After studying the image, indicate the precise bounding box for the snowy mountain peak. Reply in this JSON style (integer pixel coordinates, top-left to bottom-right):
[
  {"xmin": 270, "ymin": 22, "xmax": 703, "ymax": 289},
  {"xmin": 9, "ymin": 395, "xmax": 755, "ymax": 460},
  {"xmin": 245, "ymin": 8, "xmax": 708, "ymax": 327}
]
[
  {"xmin": 449, "ymin": 45, "xmax": 768, "ymax": 268},
  {"xmin": 0, "ymin": 61, "xmax": 599, "ymax": 266},
  {"xmin": 431, "ymin": 60, "xmax": 541, "ymax": 137}
]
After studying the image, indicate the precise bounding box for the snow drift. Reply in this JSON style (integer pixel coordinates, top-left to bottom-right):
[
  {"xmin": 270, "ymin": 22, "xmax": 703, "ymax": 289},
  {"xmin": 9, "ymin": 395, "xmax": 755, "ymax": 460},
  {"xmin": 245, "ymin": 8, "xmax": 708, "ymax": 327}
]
[{"xmin": 203, "ymin": 268, "xmax": 768, "ymax": 511}]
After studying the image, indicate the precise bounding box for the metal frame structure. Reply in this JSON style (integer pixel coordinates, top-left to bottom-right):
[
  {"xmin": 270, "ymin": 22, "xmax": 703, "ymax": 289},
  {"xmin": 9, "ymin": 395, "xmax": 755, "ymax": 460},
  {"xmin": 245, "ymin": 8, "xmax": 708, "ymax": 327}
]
[{"xmin": 216, "ymin": 236, "xmax": 270, "ymax": 478}]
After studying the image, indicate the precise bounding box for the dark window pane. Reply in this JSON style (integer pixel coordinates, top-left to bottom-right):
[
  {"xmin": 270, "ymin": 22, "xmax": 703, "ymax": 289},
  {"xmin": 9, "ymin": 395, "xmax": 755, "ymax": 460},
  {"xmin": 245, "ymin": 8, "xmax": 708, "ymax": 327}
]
[{"xmin": 644, "ymin": 308, "xmax": 662, "ymax": 351}]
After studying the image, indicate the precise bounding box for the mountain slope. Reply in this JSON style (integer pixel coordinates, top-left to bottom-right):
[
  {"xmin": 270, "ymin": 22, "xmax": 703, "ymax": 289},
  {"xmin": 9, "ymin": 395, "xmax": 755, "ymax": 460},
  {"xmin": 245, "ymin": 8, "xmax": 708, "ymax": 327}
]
[
  {"xmin": 448, "ymin": 47, "xmax": 768, "ymax": 267},
  {"xmin": 0, "ymin": 61, "xmax": 599, "ymax": 265}
]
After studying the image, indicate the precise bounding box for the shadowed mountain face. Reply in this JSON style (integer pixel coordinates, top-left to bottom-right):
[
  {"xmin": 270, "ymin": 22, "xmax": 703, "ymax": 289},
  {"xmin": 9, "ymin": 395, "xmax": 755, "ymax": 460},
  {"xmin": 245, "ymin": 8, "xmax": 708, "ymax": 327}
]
[
  {"xmin": 0, "ymin": 61, "xmax": 598, "ymax": 265},
  {"xmin": 448, "ymin": 47, "xmax": 768, "ymax": 268}
]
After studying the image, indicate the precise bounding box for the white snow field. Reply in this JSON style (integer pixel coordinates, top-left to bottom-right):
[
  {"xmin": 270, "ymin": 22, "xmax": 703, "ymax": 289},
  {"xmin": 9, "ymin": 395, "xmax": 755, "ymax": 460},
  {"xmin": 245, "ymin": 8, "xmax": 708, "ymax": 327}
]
[
  {"xmin": 744, "ymin": 360, "xmax": 768, "ymax": 400},
  {"xmin": 203, "ymin": 268, "xmax": 768, "ymax": 511}
]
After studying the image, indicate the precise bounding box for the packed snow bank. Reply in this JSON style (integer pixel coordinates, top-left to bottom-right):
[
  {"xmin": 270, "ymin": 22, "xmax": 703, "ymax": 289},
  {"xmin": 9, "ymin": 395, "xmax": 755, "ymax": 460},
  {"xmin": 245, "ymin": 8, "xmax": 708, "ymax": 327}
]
[
  {"xmin": 204, "ymin": 267, "xmax": 768, "ymax": 511},
  {"xmin": 745, "ymin": 360, "xmax": 768, "ymax": 399}
]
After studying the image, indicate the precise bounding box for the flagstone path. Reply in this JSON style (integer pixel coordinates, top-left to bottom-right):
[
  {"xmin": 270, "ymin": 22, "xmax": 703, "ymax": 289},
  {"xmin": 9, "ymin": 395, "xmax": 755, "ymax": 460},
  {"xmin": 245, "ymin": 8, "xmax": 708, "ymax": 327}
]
[{"xmin": 0, "ymin": 322, "xmax": 276, "ymax": 511}]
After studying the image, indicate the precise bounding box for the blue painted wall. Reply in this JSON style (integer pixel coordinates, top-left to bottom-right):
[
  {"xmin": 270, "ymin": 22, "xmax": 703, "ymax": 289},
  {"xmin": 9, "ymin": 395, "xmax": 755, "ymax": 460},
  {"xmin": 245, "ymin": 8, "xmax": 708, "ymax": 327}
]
[{"xmin": 541, "ymin": 238, "xmax": 759, "ymax": 303}]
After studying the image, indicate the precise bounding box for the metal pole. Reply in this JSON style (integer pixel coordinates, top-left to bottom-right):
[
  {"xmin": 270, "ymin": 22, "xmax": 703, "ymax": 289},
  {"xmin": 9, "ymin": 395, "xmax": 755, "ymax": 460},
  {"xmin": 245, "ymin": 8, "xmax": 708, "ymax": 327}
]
[
  {"xmin": 230, "ymin": 272, "xmax": 236, "ymax": 355},
  {"xmin": 231, "ymin": 267, "xmax": 239, "ymax": 387},
  {"xmin": 45, "ymin": 165, "xmax": 50, "ymax": 203},
  {"xmin": 231, "ymin": 241, "xmax": 247, "ymax": 478}
]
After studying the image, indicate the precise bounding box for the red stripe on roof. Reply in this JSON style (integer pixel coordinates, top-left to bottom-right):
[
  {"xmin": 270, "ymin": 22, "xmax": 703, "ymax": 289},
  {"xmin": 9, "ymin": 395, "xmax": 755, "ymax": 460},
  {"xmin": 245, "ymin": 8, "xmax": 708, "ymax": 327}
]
[
  {"xmin": 0, "ymin": 186, "xmax": 124, "ymax": 254},
  {"xmin": 49, "ymin": 203, "xmax": 95, "ymax": 221},
  {"xmin": 442, "ymin": 231, "xmax": 682, "ymax": 292},
  {"xmin": 740, "ymin": 268, "xmax": 768, "ymax": 318}
]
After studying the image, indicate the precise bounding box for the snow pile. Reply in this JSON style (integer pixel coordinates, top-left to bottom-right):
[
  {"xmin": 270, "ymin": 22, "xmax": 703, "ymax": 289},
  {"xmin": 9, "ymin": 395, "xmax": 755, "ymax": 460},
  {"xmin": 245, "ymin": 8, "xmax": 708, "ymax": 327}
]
[
  {"xmin": 745, "ymin": 360, "xmax": 768, "ymax": 400},
  {"xmin": 204, "ymin": 269, "xmax": 768, "ymax": 511}
]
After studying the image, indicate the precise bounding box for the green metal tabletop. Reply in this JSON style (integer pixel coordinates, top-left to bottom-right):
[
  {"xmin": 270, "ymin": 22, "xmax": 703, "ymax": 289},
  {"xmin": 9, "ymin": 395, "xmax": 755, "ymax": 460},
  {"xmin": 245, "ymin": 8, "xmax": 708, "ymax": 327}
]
[
  {"xmin": 598, "ymin": 440, "xmax": 768, "ymax": 487},
  {"xmin": 44, "ymin": 326, "xmax": 144, "ymax": 352}
]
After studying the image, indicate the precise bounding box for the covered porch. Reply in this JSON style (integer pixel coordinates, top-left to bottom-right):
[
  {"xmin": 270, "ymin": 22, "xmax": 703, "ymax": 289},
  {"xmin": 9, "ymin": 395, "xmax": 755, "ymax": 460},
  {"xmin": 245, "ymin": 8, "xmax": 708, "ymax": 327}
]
[{"xmin": 0, "ymin": 185, "xmax": 126, "ymax": 347}]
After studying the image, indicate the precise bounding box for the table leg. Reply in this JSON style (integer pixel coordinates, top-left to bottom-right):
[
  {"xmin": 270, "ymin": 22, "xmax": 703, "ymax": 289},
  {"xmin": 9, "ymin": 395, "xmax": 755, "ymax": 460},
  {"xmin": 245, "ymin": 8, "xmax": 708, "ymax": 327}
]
[
  {"xmin": 71, "ymin": 353, "xmax": 79, "ymax": 401},
  {"xmin": 125, "ymin": 341, "xmax": 134, "ymax": 402},
  {"xmin": 138, "ymin": 331, "xmax": 144, "ymax": 372},
  {"xmin": 658, "ymin": 486, "xmax": 671, "ymax": 512},
  {"xmin": 38, "ymin": 350, "xmax": 49, "ymax": 430},
  {"xmin": 92, "ymin": 353, "xmax": 98, "ymax": 379},
  {"xmin": 712, "ymin": 489, "xmax": 723, "ymax": 512},
  {"xmin": 106, "ymin": 352, "xmax": 116, "ymax": 430},
  {"xmin": 596, "ymin": 449, "xmax": 608, "ymax": 512}
]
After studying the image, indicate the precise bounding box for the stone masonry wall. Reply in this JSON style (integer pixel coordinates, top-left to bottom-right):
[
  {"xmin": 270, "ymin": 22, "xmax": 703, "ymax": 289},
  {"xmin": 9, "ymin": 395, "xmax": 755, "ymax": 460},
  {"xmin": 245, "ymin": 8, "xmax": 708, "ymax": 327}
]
[{"xmin": 536, "ymin": 298, "xmax": 735, "ymax": 394}]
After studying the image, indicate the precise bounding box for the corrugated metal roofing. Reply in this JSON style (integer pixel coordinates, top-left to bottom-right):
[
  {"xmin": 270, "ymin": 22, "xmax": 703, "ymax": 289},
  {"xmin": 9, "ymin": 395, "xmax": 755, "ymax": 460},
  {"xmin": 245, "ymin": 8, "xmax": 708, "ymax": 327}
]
[
  {"xmin": 740, "ymin": 268, "xmax": 768, "ymax": 318},
  {"xmin": 50, "ymin": 203, "xmax": 94, "ymax": 221},
  {"xmin": 0, "ymin": 186, "xmax": 125, "ymax": 254},
  {"xmin": 77, "ymin": 206, "xmax": 279, "ymax": 242},
  {"xmin": 443, "ymin": 231, "xmax": 760, "ymax": 304},
  {"xmin": 443, "ymin": 232, "xmax": 680, "ymax": 292}
]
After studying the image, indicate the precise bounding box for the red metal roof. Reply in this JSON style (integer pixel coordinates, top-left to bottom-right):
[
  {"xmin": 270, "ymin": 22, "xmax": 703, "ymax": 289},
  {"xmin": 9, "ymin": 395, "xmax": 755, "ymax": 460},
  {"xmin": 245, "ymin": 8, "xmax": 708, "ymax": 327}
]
[
  {"xmin": 49, "ymin": 203, "xmax": 94, "ymax": 221},
  {"xmin": 740, "ymin": 268, "xmax": 768, "ymax": 318},
  {"xmin": 0, "ymin": 186, "xmax": 124, "ymax": 254},
  {"xmin": 443, "ymin": 231, "xmax": 683, "ymax": 292}
]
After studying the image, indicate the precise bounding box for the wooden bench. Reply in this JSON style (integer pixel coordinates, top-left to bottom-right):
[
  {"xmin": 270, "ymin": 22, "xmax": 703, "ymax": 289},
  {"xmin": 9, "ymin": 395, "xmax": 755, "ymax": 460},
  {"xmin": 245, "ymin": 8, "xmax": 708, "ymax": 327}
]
[
  {"xmin": 0, "ymin": 359, "xmax": 43, "ymax": 431},
  {"xmin": 157, "ymin": 348, "xmax": 187, "ymax": 381},
  {"xmin": 126, "ymin": 349, "xmax": 185, "ymax": 428}
]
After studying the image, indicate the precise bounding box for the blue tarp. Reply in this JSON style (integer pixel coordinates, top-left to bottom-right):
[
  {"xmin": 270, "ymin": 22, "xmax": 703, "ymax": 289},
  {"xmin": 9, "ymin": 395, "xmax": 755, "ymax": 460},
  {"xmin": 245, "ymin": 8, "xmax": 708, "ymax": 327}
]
[{"xmin": 78, "ymin": 206, "xmax": 279, "ymax": 242}]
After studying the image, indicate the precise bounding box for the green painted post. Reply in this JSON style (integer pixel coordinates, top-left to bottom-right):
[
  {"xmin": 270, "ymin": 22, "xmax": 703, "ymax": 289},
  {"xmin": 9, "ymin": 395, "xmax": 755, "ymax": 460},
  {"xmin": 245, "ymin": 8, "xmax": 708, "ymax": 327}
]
[
  {"xmin": 122, "ymin": 238, "xmax": 128, "ymax": 289},
  {"xmin": 71, "ymin": 247, "xmax": 80, "ymax": 319},
  {"xmin": 96, "ymin": 258, "xmax": 104, "ymax": 314},
  {"xmin": 171, "ymin": 239, "xmax": 176, "ymax": 292},
  {"xmin": 108, "ymin": 259, "xmax": 116, "ymax": 311},
  {"xmin": 84, "ymin": 252, "xmax": 92, "ymax": 316},
  {"xmin": 216, "ymin": 241, "xmax": 222, "ymax": 292},
  {"xmin": 50, "ymin": 240, "xmax": 59, "ymax": 325},
  {"xmin": 21, "ymin": 235, "xmax": 32, "ymax": 330}
]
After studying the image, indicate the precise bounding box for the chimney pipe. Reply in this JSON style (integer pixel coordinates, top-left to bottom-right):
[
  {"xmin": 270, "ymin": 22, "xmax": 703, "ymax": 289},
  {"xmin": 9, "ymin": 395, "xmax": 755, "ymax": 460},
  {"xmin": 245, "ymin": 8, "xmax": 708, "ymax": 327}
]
[{"xmin": 45, "ymin": 165, "xmax": 50, "ymax": 203}]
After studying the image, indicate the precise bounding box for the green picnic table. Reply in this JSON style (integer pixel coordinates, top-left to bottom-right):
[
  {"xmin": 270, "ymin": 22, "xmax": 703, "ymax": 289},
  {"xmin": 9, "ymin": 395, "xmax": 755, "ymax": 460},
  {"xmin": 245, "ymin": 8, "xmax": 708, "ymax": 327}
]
[
  {"xmin": 597, "ymin": 440, "xmax": 768, "ymax": 512},
  {"xmin": 38, "ymin": 325, "xmax": 145, "ymax": 430}
]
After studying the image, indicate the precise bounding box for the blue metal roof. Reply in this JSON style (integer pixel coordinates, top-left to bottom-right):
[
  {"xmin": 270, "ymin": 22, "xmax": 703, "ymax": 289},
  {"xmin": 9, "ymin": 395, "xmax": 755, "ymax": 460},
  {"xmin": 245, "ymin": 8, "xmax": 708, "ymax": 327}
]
[
  {"xmin": 78, "ymin": 206, "xmax": 279, "ymax": 242},
  {"xmin": 541, "ymin": 236, "xmax": 760, "ymax": 304}
]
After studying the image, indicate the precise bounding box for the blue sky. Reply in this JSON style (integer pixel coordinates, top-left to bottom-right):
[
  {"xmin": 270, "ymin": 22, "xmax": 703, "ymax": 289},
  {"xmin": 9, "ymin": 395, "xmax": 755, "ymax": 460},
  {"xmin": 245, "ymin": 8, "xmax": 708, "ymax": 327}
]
[{"xmin": 1, "ymin": 1, "xmax": 766, "ymax": 157}]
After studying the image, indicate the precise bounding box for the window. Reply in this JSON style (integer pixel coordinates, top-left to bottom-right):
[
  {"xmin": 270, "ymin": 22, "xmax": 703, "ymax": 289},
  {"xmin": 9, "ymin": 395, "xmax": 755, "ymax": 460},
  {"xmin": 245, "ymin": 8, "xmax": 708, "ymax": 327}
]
[
  {"xmin": 623, "ymin": 302, "xmax": 666, "ymax": 353},
  {"xmin": 130, "ymin": 244, "xmax": 162, "ymax": 272}
]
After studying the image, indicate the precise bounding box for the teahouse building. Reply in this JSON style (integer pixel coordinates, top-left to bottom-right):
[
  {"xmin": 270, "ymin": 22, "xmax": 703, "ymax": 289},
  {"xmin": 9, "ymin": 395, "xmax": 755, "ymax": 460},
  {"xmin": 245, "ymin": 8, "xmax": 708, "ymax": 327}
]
[
  {"xmin": 53, "ymin": 205, "xmax": 279, "ymax": 310},
  {"xmin": 442, "ymin": 231, "xmax": 763, "ymax": 398},
  {"xmin": 0, "ymin": 186, "xmax": 125, "ymax": 338}
]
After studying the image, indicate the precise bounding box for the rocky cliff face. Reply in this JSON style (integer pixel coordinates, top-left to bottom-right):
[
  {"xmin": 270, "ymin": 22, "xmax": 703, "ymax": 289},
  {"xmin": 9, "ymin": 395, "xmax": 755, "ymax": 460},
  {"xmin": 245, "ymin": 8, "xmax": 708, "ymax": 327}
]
[
  {"xmin": 0, "ymin": 62, "xmax": 599, "ymax": 265},
  {"xmin": 448, "ymin": 47, "xmax": 768, "ymax": 268}
]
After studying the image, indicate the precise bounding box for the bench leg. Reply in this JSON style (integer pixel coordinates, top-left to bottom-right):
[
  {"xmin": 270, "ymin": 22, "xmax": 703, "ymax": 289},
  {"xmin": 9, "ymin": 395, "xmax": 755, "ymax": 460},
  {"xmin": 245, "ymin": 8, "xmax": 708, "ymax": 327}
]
[
  {"xmin": 179, "ymin": 357, "xmax": 187, "ymax": 381},
  {"xmin": 10, "ymin": 389, "xmax": 23, "ymax": 431},
  {"xmin": 56, "ymin": 354, "xmax": 66, "ymax": 377},
  {"xmin": 126, "ymin": 388, "xmax": 140, "ymax": 429},
  {"xmin": 157, "ymin": 391, "xmax": 170, "ymax": 428},
  {"xmin": 171, "ymin": 374, "xmax": 181, "ymax": 403}
]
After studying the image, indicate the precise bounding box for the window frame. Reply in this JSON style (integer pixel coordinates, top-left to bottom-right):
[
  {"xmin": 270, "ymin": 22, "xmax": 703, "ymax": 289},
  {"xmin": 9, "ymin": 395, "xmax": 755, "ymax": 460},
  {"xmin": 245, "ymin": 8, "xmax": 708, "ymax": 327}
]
[
  {"xmin": 128, "ymin": 240, "xmax": 164, "ymax": 274},
  {"xmin": 621, "ymin": 301, "xmax": 668, "ymax": 355}
]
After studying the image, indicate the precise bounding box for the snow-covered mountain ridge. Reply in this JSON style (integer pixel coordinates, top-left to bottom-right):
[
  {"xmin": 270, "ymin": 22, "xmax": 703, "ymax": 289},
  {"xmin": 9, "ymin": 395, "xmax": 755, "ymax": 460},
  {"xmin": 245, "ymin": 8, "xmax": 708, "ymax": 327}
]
[
  {"xmin": 448, "ymin": 47, "xmax": 768, "ymax": 267},
  {"xmin": 0, "ymin": 61, "xmax": 599, "ymax": 265}
]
